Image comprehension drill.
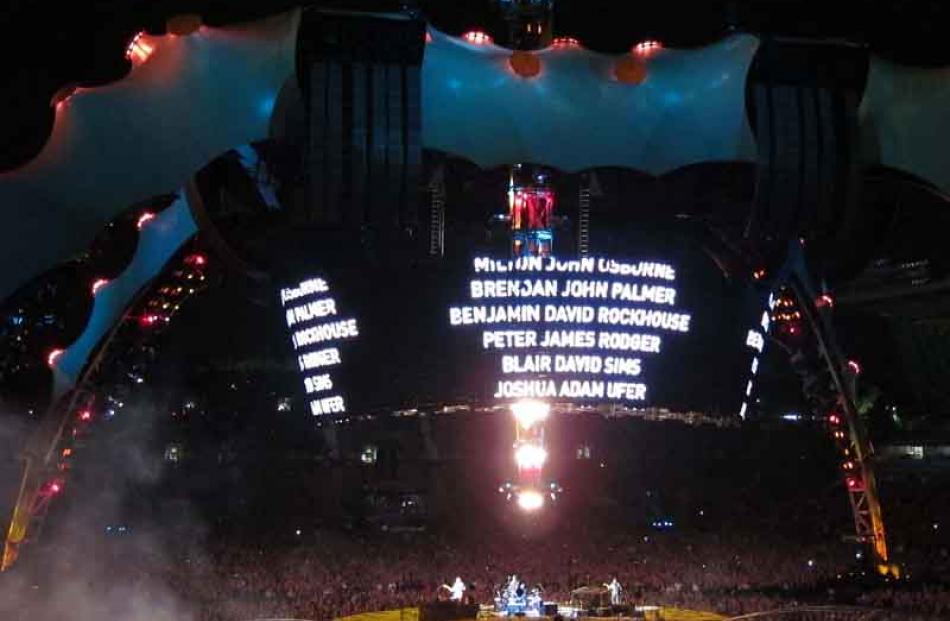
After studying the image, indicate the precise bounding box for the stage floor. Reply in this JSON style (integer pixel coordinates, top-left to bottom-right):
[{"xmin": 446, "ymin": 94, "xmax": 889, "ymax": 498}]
[{"xmin": 336, "ymin": 606, "xmax": 725, "ymax": 621}]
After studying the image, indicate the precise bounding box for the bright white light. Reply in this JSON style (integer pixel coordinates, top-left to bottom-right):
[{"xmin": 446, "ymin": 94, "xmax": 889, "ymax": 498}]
[
  {"xmin": 511, "ymin": 399, "xmax": 550, "ymax": 429},
  {"xmin": 515, "ymin": 443, "xmax": 548, "ymax": 470},
  {"xmin": 516, "ymin": 489, "xmax": 544, "ymax": 511},
  {"xmin": 746, "ymin": 330, "xmax": 764, "ymax": 352}
]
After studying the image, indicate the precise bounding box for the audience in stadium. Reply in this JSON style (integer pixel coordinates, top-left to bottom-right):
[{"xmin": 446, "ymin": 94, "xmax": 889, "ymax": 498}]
[{"xmin": 98, "ymin": 528, "xmax": 946, "ymax": 621}]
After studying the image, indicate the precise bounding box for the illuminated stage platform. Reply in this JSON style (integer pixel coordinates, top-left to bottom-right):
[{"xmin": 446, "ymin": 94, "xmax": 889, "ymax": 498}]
[{"xmin": 334, "ymin": 605, "xmax": 725, "ymax": 621}]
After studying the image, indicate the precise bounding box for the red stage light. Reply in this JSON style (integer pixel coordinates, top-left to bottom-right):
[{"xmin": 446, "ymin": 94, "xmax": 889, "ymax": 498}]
[
  {"xmin": 91, "ymin": 278, "xmax": 109, "ymax": 295},
  {"xmin": 817, "ymin": 294, "xmax": 835, "ymax": 308},
  {"xmin": 551, "ymin": 37, "xmax": 580, "ymax": 49},
  {"xmin": 126, "ymin": 32, "xmax": 155, "ymax": 65},
  {"xmin": 847, "ymin": 360, "xmax": 862, "ymax": 375},
  {"xmin": 632, "ymin": 40, "xmax": 662, "ymax": 56},
  {"xmin": 185, "ymin": 254, "xmax": 206, "ymax": 267},
  {"xmin": 47, "ymin": 349, "xmax": 64, "ymax": 368},
  {"xmin": 137, "ymin": 212, "xmax": 156, "ymax": 230},
  {"xmin": 49, "ymin": 481, "xmax": 62, "ymax": 494},
  {"xmin": 425, "ymin": 31, "xmax": 433, "ymax": 44},
  {"xmin": 752, "ymin": 268, "xmax": 767, "ymax": 280},
  {"xmin": 79, "ymin": 410, "xmax": 92, "ymax": 422},
  {"xmin": 463, "ymin": 31, "xmax": 493, "ymax": 45},
  {"xmin": 139, "ymin": 314, "xmax": 161, "ymax": 327}
]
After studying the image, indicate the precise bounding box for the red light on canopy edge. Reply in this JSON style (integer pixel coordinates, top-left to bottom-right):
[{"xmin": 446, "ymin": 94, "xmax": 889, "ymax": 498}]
[
  {"xmin": 91, "ymin": 278, "xmax": 109, "ymax": 295},
  {"xmin": 126, "ymin": 31, "xmax": 155, "ymax": 65},
  {"xmin": 137, "ymin": 212, "xmax": 156, "ymax": 230},
  {"xmin": 551, "ymin": 37, "xmax": 580, "ymax": 49},
  {"xmin": 51, "ymin": 84, "xmax": 78, "ymax": 110},
  {"xmin": 49, "ymin": 481, "xmax": 62, "ymax": 494},
  {"xmin": 847, "ymin": 360, "xmax": 862, "ymax": 375},
  {"xmin": 79, "ymin": 410, "xmax": 92, "ymax": 422},
  {"xmin": 425, "ymin": 31, "xmax": 433, "ymax": 44},
  {"xmin": 632, "ymin": 40, "xmax": 662, "ymax": 56},
  {"xmin": 463, "ymin": 30, "xmax": 493, "ymax": 45},
  {"xmin": 47, "ymin": 349, "xmax": 64, "ymax": 368},
  {"xmin": 186, "ymin": 254, "xmax": 207, "ymax": 267}
]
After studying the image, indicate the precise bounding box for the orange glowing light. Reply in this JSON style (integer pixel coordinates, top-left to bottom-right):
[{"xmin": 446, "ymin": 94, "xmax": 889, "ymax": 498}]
[
  {"xmin": 614, "ymin": 56, "xmax": 647, "ymax": 85},
  {"xmin": 509, "ymin": 51, "xmax": 541, "ymax": 78}
]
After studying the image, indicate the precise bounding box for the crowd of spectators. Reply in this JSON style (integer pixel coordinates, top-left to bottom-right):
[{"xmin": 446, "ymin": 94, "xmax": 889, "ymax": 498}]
[{"xmin": 95, "ymin": 527, "xmax": 945, "ymax": 621}]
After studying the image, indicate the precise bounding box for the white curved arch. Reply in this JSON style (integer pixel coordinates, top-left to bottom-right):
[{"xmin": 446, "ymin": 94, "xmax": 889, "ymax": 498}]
[
  {"xmin": 52, "ymin": 191, "xmax": 197, "ymax": 393},
  {"xmin": 0, "ymin": 11, "xmax": 300, "ymax": 301}
]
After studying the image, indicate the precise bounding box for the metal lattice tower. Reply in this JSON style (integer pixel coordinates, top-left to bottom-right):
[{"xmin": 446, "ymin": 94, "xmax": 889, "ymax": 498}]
[
  {"xmin": 428, "ymin": 166, "xmax": 445, "ymax": 257},
  {"xmin": 578, "ymin": 184, "xmax": 591, "ymax": 256}
]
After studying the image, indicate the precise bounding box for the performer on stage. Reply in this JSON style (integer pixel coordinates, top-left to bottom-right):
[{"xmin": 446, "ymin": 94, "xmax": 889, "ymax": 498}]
[
  {"xmin": 442, "ymin": 576, "xmax": 466, "ymax": 601},
  {"xmin": 506, "ymin": 574, "xmax": 520, "ymax": 600},
  {"xmin": 527, "ymin": 584, "xmax": 543, "ymax": 615},
  {"xmin": 604, "ymin": 577, "xmax": 623, "ymax": 606}
]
